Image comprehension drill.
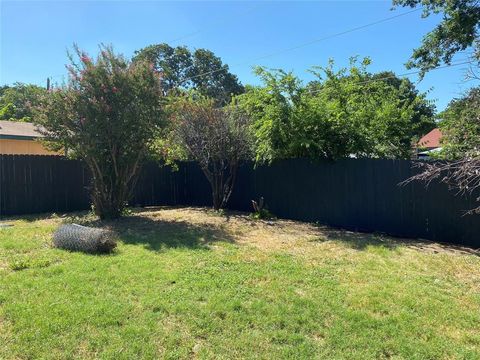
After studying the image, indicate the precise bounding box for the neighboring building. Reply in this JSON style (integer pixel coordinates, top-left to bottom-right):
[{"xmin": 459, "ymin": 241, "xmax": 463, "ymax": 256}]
[
  {"xmin": 0, "ymin": 120, "xmax": 59, "ymax": 155},
  {"xmin": 416, "ymin": 128, "xmax": 443, "ymax": 159}
]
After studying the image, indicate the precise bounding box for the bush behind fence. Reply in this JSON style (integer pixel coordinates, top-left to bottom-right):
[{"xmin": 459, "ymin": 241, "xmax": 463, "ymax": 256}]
[{"xmin": 1, "ymin": 155, "xmax": 479, "ymax": 247}]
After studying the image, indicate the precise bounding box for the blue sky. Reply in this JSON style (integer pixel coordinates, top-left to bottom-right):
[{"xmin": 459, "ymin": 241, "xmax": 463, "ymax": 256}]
[{"xmin": 0, "ymin": 1, "xmax": 476, "ymax": 111}]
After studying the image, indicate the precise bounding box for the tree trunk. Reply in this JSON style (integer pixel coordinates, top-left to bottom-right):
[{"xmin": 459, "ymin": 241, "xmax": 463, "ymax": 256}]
[
  {"xmin": 87, "ymin": 160, "xmax": 135, "ymax": 220},
  {"xmin": 209, "ymin": 162, "xmax": 238, "ymax": 211},
  {"xmin": 91, "ymin": 180, "xmax": 124, "ymax": 220},
  {"xmin": 211, "ymin": 182, "xmax": 223, "ymax": 210}
]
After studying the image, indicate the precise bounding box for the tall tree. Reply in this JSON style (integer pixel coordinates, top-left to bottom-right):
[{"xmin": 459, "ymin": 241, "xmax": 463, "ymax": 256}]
[
  {"xmin": 36, "ymin": 45, "xmax": 165, "ymax": 219},
  {"xmin": 392, "ymin": 0, "xmax": 480, "ymax": 77},
  {"xmin": 133, "ymin": 43, "xmax": 244, "ymax": 105},
  {"xmin": 0, "ymin": 83, "xmax": 47, "ymax": 122},
  {"xmin": 370, "ymin": 71, "xmax": 436, "ymax": 137},
  {"xmin": 133, "ymin": 43, "xmax": 193, "ymax": 92}
]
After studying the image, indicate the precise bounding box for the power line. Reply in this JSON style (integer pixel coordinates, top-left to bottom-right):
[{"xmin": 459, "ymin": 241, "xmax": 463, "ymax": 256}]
[
  {"xmin": 35, "ymin": 5, "xmax": 265, "ymax": 88},
  {"xmin": 176, "ymin": 7, "xmax": 423, "ymax": 85},
  {"xmin": 247, "ymin": 8, "xmax": 422, "ymax": 63},
  {"xmin": 167, "ymin": 3, "xmax": 264, "ymax": 44},
  {"xmin": 158, "ymin": 4, "xmax": 267, "ymax": 82},
  {"xmin": 37, "ymin": 42, "xmax": 472, "ymax": 94},
  {"xmin": 307, "ymin": 60, "xmax": 474, "ymax": 94}
]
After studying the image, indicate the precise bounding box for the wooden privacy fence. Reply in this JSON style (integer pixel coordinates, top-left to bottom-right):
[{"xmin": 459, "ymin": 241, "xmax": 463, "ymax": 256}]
[
  {"xmin": 0, "ymin": 155, "xmax": 90, "ymax": 215},
  {"xmin": 1, "ymin": 155, "xmax": 479, "ymax": 247}
]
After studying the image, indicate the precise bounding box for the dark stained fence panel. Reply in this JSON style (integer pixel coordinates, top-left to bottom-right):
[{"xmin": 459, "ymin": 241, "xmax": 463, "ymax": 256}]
[
  {"xmin": 228, "ymin": 159, "xmax": 480, "ymax": 247},
  {"xmin": 1, "ymin": 155, "xmax": 479, "ymax": 247},
  {"xmin": 0, "ymin": 155, "xmax": 91, "ymax": 215}
]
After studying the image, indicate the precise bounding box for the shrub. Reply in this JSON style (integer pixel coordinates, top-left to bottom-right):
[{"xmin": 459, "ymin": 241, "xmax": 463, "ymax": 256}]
[
  {"xmin": 37, "ymin": 45, "xmax": 165, "ymax": 219},
  {"xmin": 250, "ymin": 197, "xmax": 275, "ymax": 220},
  {"xmin": 170, "ymin": 95, "xmax": 252, "ymax": 210}
]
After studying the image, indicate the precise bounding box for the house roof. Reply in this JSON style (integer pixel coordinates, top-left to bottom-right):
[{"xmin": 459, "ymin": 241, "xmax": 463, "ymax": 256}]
[
  {"xmin": 418, "ymin": 128, "xmax": 442, "ymax": 149},
  {"xmin": 0, "ymin": 120, "xmax": 45, "ymax": 140}
]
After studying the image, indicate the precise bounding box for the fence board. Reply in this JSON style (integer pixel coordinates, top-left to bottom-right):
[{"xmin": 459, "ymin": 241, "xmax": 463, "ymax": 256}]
[{"xmin": 1, "ymin": 155, "xmax": 478, "ymax": 247}]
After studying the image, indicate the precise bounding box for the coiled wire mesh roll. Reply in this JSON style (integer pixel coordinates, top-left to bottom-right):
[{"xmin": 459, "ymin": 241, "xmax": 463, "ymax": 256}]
[{"xmin": 53, "ymin": 224, "xmax": 117, "ymax": 253}]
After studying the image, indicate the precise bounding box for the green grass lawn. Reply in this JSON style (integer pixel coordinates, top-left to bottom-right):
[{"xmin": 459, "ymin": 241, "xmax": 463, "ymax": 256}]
[{"xmin": 1, "ymin": 207, "xmax": 479, "ymax": 359}]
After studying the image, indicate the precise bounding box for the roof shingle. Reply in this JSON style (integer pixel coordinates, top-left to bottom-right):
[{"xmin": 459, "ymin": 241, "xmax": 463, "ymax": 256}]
[
  {"xmin": 0, "ymin": 120, "xmax": 44, "ymax": 138},
  {"xmin": 418, "ymin": 128, "xmax": 442, "ymax": 149}
]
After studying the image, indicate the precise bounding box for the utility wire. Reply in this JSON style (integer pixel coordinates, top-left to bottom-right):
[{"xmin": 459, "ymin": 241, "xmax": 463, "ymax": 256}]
[
  {"xmin": 167, "ymin": 3, "xmax": 264, "ymax": 44},
  {"xmin": 37, "ymin": 5, "xmax": 264, "ymax": 88},
  {"xmin": 307, "ymin": 60, "xmax": 474, "ymax": 94},
  {"xmin": 44, "ymin": 33, "xmax": 472, "ymax": 94},
  {"xmin": 161, "ymin": 4, "xmax": 266, "ymax": 81},
  {"xmin": 176, "ymin": 7, "xmax": 423, "ymax": 85},
  {"xmin": 247, "ymin": 8, "xmax": 422, "ymax": 63}
]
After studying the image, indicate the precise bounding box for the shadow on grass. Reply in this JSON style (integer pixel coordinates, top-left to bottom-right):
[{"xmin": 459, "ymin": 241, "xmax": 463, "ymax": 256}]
[
  {"xmin": 1, "ymin": 210, "xmax": 92, "ymax": 223},
  {"xmin": 76, "ymin": 213, "xmax": 234, "ymax": 252},
  {"xmin": 2, "ymin": 207, "xmax": 234, "ymax": 252},
  {"xmin": 316, "ymin": 228, "xmax": 400, "ymax": 251},
  {"xmin": 310, "ymin": 226, "xmax": 480, "ymax": 255}
]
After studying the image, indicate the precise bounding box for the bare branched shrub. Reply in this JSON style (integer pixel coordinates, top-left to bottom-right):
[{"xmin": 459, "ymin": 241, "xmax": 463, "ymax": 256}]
[
  {"xmin": 405, "ymin": 85, "xmax": 480, "ymax": 214},
  {"xmin": 171, "ymin": 96, "xmax": 252, "ymax": 210},
  {"xmin": 404, "ymin": 158, "xmax": 480, "ymax": 214}
]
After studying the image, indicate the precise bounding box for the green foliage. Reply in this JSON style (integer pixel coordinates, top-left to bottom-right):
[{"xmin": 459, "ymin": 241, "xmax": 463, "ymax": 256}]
[
  {"xmin": 0, "ymin": 85, "xmax": 9, "ymax": 96},
  {"xmin": 133, "ymin": 43, "xmax": 244, "ymax": 105},
  {"xmin": 236, "ymin": 58, "xmax": 436, "ymax": 162},
  {"xmin": 370, "ymin": 71, "xmax": 436, "ymax": 136},
  {"xmin": 36, "ymin": 45, "xmax": 165, "ymax": 219},
  {"xmin": 438, "ymin": 87, "xmax": 480, "ymax": 159},
  {"xmin": 250, "ymin": 209, "xmax": 274, "ymax": 220},
  {"xmin": 0, "ymin": 83, "xmax": 47, "ymax": 121},
  {"xmin": 250, "ymin": 197, "xmax": 275, "ymax": 220},
  {"xmin": 235, "ymin": 68, "xmax": 302, "ymax": 162},
  {"xmin": 0, "ymin": 103, "xmax": 16, "ymax": 120},
  {"xmin": 393, "ymin": 0, "xmax": 480, "ymax": 76}
]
